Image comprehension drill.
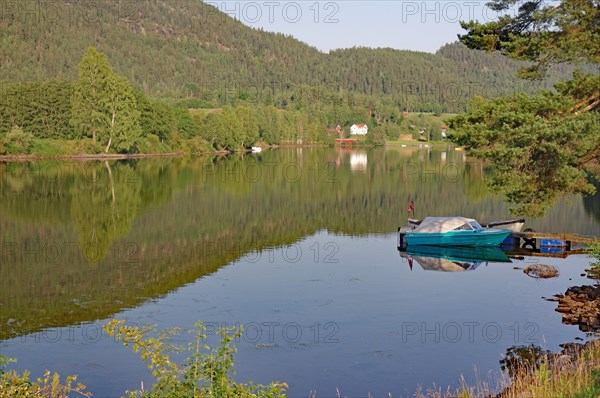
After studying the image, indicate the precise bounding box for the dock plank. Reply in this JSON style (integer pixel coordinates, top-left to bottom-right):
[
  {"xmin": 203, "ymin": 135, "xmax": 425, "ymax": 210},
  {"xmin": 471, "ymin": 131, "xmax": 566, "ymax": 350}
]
[{"xmin": 510, "ymin": 232, "xmax": 598, "ymax": 245}]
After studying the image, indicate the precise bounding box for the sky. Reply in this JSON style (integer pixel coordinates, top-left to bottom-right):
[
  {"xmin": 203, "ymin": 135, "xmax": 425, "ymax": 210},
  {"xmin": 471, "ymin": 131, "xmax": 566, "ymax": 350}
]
[{"xmin": 203, "ymin": 1, "xmax": 506, "ymax": 53}]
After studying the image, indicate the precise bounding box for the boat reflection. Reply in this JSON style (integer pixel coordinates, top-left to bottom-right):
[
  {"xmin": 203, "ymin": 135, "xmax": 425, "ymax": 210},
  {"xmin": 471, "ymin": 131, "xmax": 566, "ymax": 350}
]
[{"xmin": 399, "ymin": 245, "xmax": 512, "ymax": 272}]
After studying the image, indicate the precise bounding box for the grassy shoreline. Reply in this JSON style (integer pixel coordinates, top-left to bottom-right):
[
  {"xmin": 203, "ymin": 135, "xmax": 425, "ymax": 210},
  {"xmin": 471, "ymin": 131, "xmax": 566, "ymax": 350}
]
[
  {"xmin": 0, "ymin": 151, "xmax": 228, "ymax": 162},
  {"xmin": 2, "ymin": 334, "xmax": 598, "ymax": 397}
]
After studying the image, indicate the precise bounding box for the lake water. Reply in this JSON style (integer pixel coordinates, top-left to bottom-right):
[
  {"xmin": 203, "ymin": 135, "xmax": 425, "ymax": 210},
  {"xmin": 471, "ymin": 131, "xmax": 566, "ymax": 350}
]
[{"xmin": 1, "ymin": 147, "xmax": 599, "ymax": 397}]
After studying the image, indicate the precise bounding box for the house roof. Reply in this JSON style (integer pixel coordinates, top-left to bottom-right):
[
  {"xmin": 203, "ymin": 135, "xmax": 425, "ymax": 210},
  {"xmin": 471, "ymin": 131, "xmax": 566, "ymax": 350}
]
[{"xmin": 353, "ymin": 124, "xmax": 368, "ymax": 128}]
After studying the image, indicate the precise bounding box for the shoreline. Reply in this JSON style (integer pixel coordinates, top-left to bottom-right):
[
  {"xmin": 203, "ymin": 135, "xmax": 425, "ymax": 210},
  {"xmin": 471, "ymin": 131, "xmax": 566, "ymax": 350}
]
[
  {"xmin": 0, "ymin": 141, "xmax": 453, "ymax": 162},
  {"xmin": 0, "ymin": 151, "xmax": 229, "ymax": 162}
]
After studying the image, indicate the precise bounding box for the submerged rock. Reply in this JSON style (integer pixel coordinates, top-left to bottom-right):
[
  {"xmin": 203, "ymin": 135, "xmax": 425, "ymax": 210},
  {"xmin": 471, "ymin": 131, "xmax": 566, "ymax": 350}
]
[
  {"xmin": 548, "ymin": 285, "xmax": 600, "ymax": 332},
  {"xmin": 523, "ymin": 263, "xmax": 559, "ymax": 279}
]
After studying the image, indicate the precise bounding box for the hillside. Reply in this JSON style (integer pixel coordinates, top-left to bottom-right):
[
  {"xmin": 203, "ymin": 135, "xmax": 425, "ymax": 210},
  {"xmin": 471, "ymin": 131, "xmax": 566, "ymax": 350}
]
[{"xmin": 0, "ymin": 0, "xmax": 589, "ymax": 111}]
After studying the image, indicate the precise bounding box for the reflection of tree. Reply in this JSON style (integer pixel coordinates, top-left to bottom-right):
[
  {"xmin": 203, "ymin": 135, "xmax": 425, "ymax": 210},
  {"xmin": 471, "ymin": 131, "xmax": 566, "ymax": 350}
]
[
  {"xmin": 583, "ymin": 177, "xmax": 600, "ymax": 224},
  {"xmin": 138, "ymin": 159, "xmax": 176, "ymax": 208},
  {"xmin": 463, "ymin": 162, "xmax": 490, "ymax": 204},
  {"xmin": 3, "ymin": 149, "xmax": 600, "ymax": 340},
  {"xmin": 500, "ymin": 345, "xmax": 552, "ymax": 379},
  {"xmin": 70, "ymin": 162, "xmax": 141, "ymax": 263}
]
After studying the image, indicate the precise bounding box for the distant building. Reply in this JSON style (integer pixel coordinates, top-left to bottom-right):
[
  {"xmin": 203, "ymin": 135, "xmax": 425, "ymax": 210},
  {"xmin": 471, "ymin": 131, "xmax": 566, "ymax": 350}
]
[
  {"xmin": 326, "ymin": 124, "xmax": 343, "ymax": 134},
  {"xmin": 350, "ymin": 124, "xmax": 368, "ymax": 135}
]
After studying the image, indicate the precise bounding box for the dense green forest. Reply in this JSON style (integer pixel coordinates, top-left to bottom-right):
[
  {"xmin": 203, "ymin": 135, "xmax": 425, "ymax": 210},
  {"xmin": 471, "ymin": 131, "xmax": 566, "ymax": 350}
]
[
  {"xmin": 2, "ymin": 1, "xmax": 595, "ymax": 155},
  {"xmin": 1, "ymin": 0, "xmax": 590, "ymax": 111},
  {"xmin": 0, "ymin": 47, "xmax": 456, "ymax": 154}
]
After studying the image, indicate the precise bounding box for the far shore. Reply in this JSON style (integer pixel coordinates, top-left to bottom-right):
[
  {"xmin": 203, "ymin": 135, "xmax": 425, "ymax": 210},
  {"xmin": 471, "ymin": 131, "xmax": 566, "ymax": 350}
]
[
  {"xmin": 0, "ymin": 140, "xmax": 455, "ymax": 162},
  {"xmin": 0, "ymin": 151, "xmax": 229, "ymax": 162}
]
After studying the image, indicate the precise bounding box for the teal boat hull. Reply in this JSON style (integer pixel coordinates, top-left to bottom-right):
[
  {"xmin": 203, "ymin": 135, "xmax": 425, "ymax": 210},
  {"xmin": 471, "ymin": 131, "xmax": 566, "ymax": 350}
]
[
  {"xmin": 404, "ymin": 245, "xmax": 512, "ymax": 263},
  {"xmin": 404, "ymin": 229, "xmax": 511, "ymax": 247}
]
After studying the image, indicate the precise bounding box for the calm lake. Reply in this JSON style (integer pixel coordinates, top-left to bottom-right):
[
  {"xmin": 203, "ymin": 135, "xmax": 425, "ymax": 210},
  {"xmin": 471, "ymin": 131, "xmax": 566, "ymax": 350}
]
[{"xmin": 1, "ymin": 147, "xmax": 599, "ymax": 397}]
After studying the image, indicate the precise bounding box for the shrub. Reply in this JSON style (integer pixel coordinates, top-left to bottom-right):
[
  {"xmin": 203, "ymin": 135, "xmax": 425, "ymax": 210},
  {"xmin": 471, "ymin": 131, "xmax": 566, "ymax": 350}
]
[
  {"xmin": 103, "ymin": 320, "xmax": 287, "ymax": 398},
  {"xmin": 0, "ymin": 355, "xmax": 91, "ymax": 398},
  {"xmin": 587, "ymin": 242, "xmax": 600, "ymax": 278},
  {"xmin": 74, "ymin": 138, "xmax": 103, "ymax": 154},
  {"xmin": 3, "ymin": 126, "xmax": 34, "ymax": 154}
]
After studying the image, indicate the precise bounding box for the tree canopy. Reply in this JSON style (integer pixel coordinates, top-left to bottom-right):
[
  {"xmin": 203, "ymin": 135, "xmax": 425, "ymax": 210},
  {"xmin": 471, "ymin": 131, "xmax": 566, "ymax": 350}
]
[
  {"xmin": 449, "ymin": 72, "xmax": 600, "ymax": 216},
  {"xmin": 459, "ymin": 0, "xmax": 600, "ymax": 80},
  {"xmin": 453, "ymin": 1, "xmax": 600, "ymax": 216},
  {"xmin": 72, "ymin": 47, "xmax": 141, "ymax": 153}
]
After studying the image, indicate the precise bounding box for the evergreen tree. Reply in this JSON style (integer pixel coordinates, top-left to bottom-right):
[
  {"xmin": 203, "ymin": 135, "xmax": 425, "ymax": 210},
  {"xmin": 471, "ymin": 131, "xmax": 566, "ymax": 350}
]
[{"xmin": 459, "ymin": 0, "xmax": 600, "ymax": 81}]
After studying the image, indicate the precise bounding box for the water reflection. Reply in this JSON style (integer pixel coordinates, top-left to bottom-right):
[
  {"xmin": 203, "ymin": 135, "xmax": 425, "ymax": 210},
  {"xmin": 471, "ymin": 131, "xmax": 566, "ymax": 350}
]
[
  {"xmin": 71, "ymin": 161, "xmax": 141, "ymax": 263},
  {"xmin": 399, "ymin": 246, "xmax": 512, "ymax": 272},
  {"xmin": 1, "ymin": 148, "xmax": 598, "ymax": 340},
  {"xmin": 350, "ymin": 151, "xmax": 368, "ymax": 172},
  {"xmin": 1, "ymin": 148, "xmax": 599, "ymax": 397}
]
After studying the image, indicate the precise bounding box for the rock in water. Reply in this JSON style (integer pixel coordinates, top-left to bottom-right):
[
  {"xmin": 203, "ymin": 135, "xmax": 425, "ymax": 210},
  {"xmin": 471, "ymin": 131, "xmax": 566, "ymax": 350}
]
[
  {"xmin": 554, "ymin": 285, "xmax": 600, "ymax": 332},
  {"xmin": 524, "ymin": 264, "xmax": 559, "ymax": 279}
]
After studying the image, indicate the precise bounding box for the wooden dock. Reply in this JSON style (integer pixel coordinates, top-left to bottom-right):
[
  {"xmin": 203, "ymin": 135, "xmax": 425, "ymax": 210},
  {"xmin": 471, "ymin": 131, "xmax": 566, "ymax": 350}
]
[
  {"xmin": 502, "ymin": 231, "xmax": 597, "ymax": 258},
  {"xmin": 509, "ymin": 231, "xmax": 598, "ymax": 245},
  {"xmin": 336, "ymin": 138, "xmax": 359, "ymax": 146},
  {"xmin": 502, "ymin": 247, "xmax": 588, "ymax": 259}
]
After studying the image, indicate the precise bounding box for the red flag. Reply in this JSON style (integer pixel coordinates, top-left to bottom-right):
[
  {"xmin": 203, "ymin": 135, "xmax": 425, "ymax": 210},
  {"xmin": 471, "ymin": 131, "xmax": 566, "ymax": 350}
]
[{"xmin": 407, "ymin": 200, "xmax": 414, "ymax": 214}]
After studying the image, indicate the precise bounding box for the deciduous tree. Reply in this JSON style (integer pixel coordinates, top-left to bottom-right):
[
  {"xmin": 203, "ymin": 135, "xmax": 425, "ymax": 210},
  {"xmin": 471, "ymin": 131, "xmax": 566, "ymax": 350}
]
[{"xmin": 72, "ymin": 47, "xmax": 141, "ymax": 153}]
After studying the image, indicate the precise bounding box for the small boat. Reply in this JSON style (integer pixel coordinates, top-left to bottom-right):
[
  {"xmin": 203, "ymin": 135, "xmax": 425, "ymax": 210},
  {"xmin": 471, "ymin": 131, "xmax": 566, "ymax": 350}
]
[
  {"xmin": 408, "ymin": 217, "xmax": 525, "ymax": 232},
  {"xmin": 402, "ymin": 216, "xmax": 511, "ymax": 247},
  {"xmin": 485, "ymin": 218, "xmax": 525, "ymax": 232},
  {"xmin": 251, "ymin": 146, "xmax": 262, "ymax": 153},
  {"xmin": 408, "ymin": 218, "xmax": 421, "ymax": 227}
]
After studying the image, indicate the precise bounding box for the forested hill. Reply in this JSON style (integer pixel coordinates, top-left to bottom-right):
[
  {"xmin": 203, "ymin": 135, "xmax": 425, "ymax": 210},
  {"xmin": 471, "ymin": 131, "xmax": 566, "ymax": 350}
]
[{"xmin": 1, "ymin": 0, "xmax": 585, "ymax": 111}]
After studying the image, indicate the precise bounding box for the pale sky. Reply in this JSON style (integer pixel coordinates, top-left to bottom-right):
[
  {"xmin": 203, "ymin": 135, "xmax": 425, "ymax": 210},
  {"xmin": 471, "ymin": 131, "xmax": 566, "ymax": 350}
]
[{"xmin": 204, "ymin": 1, "xmax": 504, "ymax": 53}]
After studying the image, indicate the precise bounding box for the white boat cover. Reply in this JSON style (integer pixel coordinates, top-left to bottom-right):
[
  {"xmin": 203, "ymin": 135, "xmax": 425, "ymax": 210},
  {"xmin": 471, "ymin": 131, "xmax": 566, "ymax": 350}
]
[
  {"xmin": 411, "ymin": 216, "xmax": 476, "ymax": 233},
  {"xmin": 412, "ymin": 256, "xmax": 471, "ymax": 272}
]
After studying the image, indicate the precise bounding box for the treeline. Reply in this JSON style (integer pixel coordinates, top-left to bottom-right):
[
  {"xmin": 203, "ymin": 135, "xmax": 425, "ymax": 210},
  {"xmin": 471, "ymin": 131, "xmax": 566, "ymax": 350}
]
[
  {"xmin": 0, "ymin": 47, "xmax": 337, "ymax": 155},
  {"xmin": 1, "ymin": 0, "xmax": 587, "ymax": 113},
  {"xmin": 0, "ymin": 77, "xmax": 448, "ymax": 155},
  {"xmin": 1, "ymin": 47, "xmax": 434, "ymax": 155},
  {"xmin": 0, "ymin": 78, "xmax": 205, "ymax": 155},
  {"xmin": 0, "ymin": 78, "xmax": 334, "ymax": 154}
]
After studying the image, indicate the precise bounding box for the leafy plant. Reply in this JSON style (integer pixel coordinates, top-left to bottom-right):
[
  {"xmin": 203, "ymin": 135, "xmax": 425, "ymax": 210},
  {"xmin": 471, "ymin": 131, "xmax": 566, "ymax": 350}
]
[
  {"xmin": 0, "ymin": 355, "xmax": 91, "ymax": 398},
  {"xmin": 103, "ymin": 320, "xmax": 287, "ymax": 398},
  {"xmin": 586, "ymin": 242, "xmax": 600, "ymax": 278},
  {"xmin": 3, "ymin": 126, "xmax": 35, "ymax": 154}
]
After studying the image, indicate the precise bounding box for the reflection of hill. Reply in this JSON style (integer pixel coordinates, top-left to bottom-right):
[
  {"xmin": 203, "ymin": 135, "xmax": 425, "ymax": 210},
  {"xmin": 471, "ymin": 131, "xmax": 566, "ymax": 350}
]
[{"xmin": 1, "ymin": 149, "xmax": 598, "ymax": 339}]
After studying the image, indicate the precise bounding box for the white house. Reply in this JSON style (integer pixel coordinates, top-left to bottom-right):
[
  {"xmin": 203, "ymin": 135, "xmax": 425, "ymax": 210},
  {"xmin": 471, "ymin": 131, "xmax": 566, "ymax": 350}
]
[{"xmin": 350, "ymin": 124, "xmax": 368, "ymax": 135}]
